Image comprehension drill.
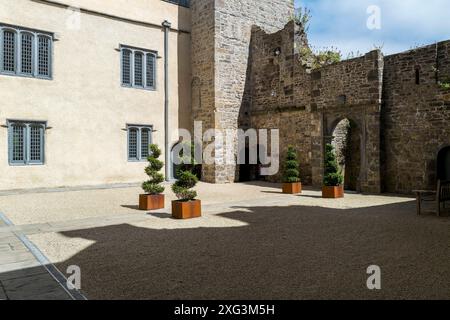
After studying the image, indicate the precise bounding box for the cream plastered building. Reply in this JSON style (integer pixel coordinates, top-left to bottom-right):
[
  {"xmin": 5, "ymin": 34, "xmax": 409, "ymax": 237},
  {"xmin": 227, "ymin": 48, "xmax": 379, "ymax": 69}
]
[{"xmin": 0, "ymin": 0, "xmax": 192, "ymax": 190}]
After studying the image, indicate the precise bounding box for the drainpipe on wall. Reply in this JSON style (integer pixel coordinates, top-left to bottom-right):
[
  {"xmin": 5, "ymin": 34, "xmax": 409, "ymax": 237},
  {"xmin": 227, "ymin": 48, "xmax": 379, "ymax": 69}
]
[{"xmin": 162, "ymin": 20, "xmax": 172, "ymax": 181}]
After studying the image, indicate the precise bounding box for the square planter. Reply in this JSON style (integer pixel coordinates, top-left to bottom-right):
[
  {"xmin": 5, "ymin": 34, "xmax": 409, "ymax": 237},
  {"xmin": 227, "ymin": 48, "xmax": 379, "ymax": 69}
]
[
  {"xmin": 282, "ymin": 182, "xmax": 302, "ymax": 194},
  {"xmin": 139, "ymin": 194, "xmax": 165, "ymax": 211},
  {"xmin": 172, "ymin": 200, "xmax": 202, "ymax": 219},
  {"xmin": 322, "ymin": 186, "xmax": 344, "ymax": 199}
]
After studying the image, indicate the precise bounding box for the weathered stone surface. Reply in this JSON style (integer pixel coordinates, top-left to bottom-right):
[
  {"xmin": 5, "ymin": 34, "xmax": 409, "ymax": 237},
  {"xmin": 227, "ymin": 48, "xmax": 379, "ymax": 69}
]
[
  {"xmin": 191, "ymin": 0, "xmax": 294, "ymax": 183},
  {"xmin": 249, "ymin": 21, "xmax": 383, "ymax": 193},
  {"xmin": 382, "ymin": 42, "xmax": 450, "ymax": 193},
  {"xmin": 191, "ymin": 1, "xmax": 450, "ymax": 194}
]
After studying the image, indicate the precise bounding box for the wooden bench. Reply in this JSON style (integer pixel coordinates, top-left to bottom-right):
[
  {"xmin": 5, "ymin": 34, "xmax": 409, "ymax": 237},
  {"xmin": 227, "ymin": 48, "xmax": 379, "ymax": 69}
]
[{"xmin": 414, "ymin": 180, "xmax": 450, "ymax": 216}]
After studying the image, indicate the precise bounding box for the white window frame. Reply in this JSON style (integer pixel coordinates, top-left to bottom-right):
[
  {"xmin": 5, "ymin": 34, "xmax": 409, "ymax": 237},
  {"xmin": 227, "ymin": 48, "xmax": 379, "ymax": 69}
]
[
  {"xmin": 120, "ymin": 45, "xmax": 157, "ymax": 90},
  {"xmin": 0, "ymin": 24, "xmax": 53, "ymax": 80},
  {"xmin": 127, "ymin": 125, "xmax": 153, "ymax": 162}
]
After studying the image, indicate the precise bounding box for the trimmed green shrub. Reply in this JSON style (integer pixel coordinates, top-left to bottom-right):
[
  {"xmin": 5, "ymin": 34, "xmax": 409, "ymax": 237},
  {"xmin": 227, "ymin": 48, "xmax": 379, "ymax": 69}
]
[
  {"xmin": 174, "ymin": 141, "xmax": 202, "ymax": 179},
  {"xmin": 172, "ymin": 170, "xmax": 198, "ymax": 201},
  {"xmin": 172, "ymin": 141, "xmax": 199, "ymax": 200},
  {"xmin": 142, "ymin": 144, "xmax": 165, "ymax": 195},
  {"xmin": 283, "ymin": 146, "xmax": 301, "ymax": 183},
  {"xmin": 323, "ymin": 144, "xmax": 344, "ymax": 187}
]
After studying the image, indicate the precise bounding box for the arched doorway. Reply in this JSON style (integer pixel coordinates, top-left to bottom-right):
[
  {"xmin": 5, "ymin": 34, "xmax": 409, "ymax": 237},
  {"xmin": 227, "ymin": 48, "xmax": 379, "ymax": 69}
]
[
  {"xmin": 437, "ymin": 146, "xmax": 450, "ymax": 181},
  {"xmin": 314, "ymin": 106, "xmax": 381, "ymax": 194},
  {"xmin": 331, "ymin": 118, "xmax": 362, "ymax": 192}
]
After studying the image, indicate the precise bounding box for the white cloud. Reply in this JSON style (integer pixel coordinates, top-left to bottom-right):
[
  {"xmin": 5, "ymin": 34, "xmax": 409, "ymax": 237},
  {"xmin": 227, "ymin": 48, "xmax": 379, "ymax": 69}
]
[{"xmin": 297, "ymin": 0, "xmax": 450, "ymax": 55}]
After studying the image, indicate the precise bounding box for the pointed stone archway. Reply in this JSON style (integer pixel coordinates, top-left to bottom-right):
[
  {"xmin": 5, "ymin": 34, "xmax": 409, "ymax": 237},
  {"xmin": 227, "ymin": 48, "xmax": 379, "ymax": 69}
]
[
  {"xmin": 311, "ymin": 105, "xmax": 381, "ymax": 194},
  {"xmin": 331, "ymin": 118, "xmax": 362, "ymax": 192}
]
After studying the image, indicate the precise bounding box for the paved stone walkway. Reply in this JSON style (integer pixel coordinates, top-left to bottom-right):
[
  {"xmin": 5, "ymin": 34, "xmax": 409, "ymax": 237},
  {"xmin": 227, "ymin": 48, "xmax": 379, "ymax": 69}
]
[
  {"xmin": 0, "ymin": 209, "xmax": 164, "ymax": 300},
  {"xmin": 0, "ymin": 215, "xmax": 78, "ymax": 300}
]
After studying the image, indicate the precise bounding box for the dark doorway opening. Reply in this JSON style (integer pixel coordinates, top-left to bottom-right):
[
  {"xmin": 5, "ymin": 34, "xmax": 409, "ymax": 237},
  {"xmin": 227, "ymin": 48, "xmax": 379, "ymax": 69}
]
[
  {"xmin": 437, "ymin": 146, "xmax": 450, "ymax": 181},
  {"xmin": 239, "ymin": 147, "xmax": 253, "ymax": 182},
  {"xmin": 238, "ymin": 145, "xmax": 263, "ymax": 182},
  {"xmin": 332, "ymin": 118, "xmax": 362, "ymax": 192}
]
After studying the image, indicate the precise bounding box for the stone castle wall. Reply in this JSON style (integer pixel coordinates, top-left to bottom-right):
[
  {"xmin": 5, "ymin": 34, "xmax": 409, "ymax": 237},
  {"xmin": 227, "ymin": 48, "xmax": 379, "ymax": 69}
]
[
  {"xmin": 249, "ymin": 21, "xmax": 313, "ymax": 184},
  {"xmin": 382, "ymin": 41, "xmax": 450, "ymax": 193},
  {"xmin": 191, "ymin": 1, "xmax": 450, "ymax": 194},
  {"xmin": 250, "ymin": 20, "xmax": 450, "ymax": 194},
  {"xmin": 249, "ymin": 22, "xmax": 383, "ymax": 193},
  {"xmin": 312, "ymin": 50, "xmax": 384, "ymax": 193},
  {"xmin": 191, "ymin": 0, "xmax": 217, "ymax": 181},
  {"xmin": 191, "ymin": 0, "xmax": 295, "ymax": 183}
]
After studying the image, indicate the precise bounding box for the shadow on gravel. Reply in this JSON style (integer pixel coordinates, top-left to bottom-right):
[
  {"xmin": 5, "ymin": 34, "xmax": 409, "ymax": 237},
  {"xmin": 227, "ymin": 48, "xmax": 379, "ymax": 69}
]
[{"xmin": 10, "ymin": 200, "xmax": 450, "ymax": 300}]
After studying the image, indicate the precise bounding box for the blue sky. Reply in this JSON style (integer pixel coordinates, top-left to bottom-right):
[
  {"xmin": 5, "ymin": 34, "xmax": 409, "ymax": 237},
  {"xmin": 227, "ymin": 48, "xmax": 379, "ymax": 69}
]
[{"xmin": 295, "ymin": 0, "xmax": 450, "ymax": 57}]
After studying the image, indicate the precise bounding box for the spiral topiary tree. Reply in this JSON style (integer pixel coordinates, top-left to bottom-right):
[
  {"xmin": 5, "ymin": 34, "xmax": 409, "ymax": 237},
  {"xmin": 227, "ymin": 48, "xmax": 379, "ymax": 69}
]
[
  {"xmin": 176, "ymin": 141, "xmax": 198, "ymax": 177},
  {"xmin": 283, "ymin": 146, "xmax": 301, "ymax": 183},
  {"xmin": 142, "ymin": 144, "xmax": 165, "ymax": 195},
  {"xmin": 323, "ymin": 143, "xmax": 344, "ymax": 187},
  {"xmin": 172, "ymin": 170, "xmax": 198, "ymax": 201}
]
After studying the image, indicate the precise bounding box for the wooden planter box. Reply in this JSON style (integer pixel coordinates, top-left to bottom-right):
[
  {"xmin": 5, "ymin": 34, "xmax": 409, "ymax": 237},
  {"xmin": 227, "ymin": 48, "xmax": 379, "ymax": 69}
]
[
  {"xmin": 172, "ymin": 200, "xmax": 202, "ymax": 219},
  {"xmin": 282, "ymin": 182, "xmax": 302, "ymax": 194},
  {"xmin": 322, "ymin": 186, "xmax": 344, "ymax": 199},
  {"xmin": 139, "ymin": 194, "xmax": 165, "ymax": 211}
]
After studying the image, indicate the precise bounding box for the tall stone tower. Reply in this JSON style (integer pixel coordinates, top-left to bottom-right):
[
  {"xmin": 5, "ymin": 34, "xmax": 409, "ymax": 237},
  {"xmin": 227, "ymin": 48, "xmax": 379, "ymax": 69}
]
[{"xmin": 191, "ymin": 0, "xmax": 295, "ymax": 183}]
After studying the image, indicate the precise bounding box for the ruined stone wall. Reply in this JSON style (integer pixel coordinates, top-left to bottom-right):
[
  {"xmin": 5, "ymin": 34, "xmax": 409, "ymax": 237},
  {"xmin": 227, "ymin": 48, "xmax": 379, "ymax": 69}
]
[
  {"xmin": 250, "ymin": 21, "xmax": 313, "ymax": 183},
  {"xmin": 249, "ymin": 22, "xmax": 383, "ymax": 192},
  {"xmin": 191, "ymin": 0, "xmax": 295, "ymax": 183},
  {"xmin": 191, "ymin": 1, "xmax": 450, "ymax": 194},
  {"xmin": 382, "ymin": 41, "xmax": 450, "ymax": 193},
  {"xmin": 311, "ymin": 50, "xmax": 383, "ymax": 193}
]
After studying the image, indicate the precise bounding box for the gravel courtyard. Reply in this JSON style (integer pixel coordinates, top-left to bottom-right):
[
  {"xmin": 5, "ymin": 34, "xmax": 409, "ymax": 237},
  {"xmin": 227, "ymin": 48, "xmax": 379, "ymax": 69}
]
[{"xmin": 1, "ymin": 182, "xmax": 449, "ymax": 300}]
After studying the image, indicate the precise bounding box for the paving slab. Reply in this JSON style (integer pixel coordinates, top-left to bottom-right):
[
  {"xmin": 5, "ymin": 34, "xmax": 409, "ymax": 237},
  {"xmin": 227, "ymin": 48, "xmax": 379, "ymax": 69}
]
[
  {"xmin": 0, "ymin": 285, "xmax": 6, "ymax": 300},
  {"xmin": 0, "ymin": 263, "xmax": 47, "ymax": 282},
  {"xmin": 0, "ymin": 251, "xmax": 36, "ymax": 265},
  {"xmin": 2, "ymin": 272, "xmax": 72, "ymax": 300},
  {"xmin": 0, "ymin": 214, "xmax": 80, "ymax": 300}
]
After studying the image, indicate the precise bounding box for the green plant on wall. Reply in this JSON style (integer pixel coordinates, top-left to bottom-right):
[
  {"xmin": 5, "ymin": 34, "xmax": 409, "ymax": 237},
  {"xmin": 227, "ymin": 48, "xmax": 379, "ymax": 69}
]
[
  {"xmin": 299, "ymin": 45, "xmax": 341, "ymax": 69},
  {"xmin": 438, "ymin": 78, "xmax": 450, "ymax": 90},
  {"xmin": 293, "ymin": 6, "xmax": 342, "ymax": 69},
  {"xmin": 323, "ymin": 144, "xmax": 344, "ymax": 187},
  {"xmin": 313, "ymin": 49, "xmax": 342, "ymax": 69},
  {"xmin": 283, "ymin": 146, "xmax": 301, "ymax": 183},
  {"xmin": 291, "ymin": 6, "xmax": 312, "ymax": 32},
  {"xmin": 142, "ymin": 144, "xmax": 165, "ymax": 195}
]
